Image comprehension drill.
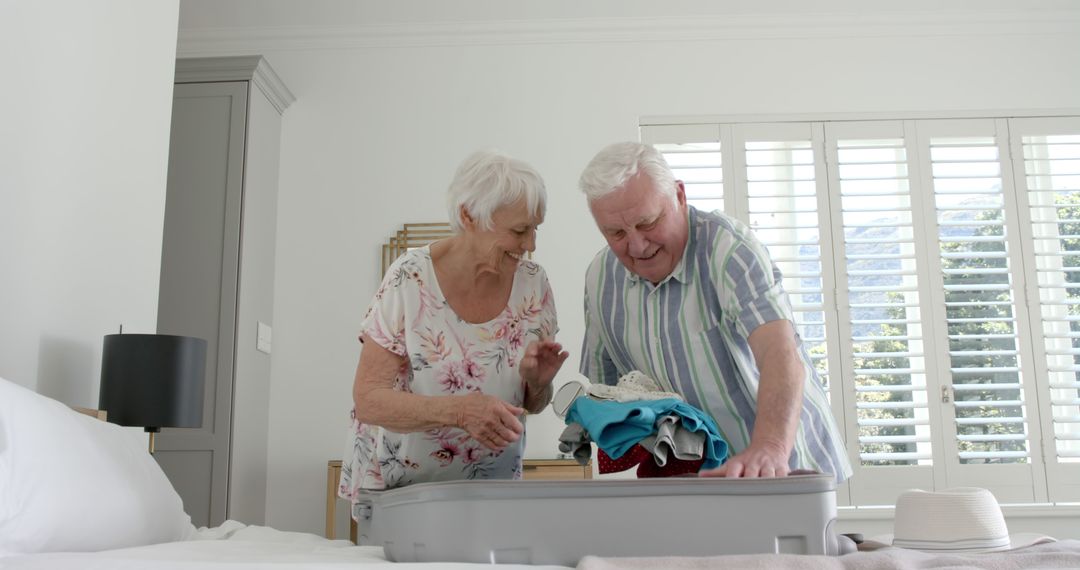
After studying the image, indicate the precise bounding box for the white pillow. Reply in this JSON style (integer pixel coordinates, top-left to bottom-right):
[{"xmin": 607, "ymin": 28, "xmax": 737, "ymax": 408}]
[{"xmin": 0, "ymin": 377, "xmax": 195, "ymax": 556}]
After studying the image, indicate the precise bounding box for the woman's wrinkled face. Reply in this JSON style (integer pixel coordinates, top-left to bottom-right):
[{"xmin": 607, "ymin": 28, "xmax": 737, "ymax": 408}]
[
  {"xmin": 588, "ymin": 172, "xmax": 689, "ymax": 285},
  {"xmin": 468, "ymin": 199, "xmax": 542, "ymax": 271}
]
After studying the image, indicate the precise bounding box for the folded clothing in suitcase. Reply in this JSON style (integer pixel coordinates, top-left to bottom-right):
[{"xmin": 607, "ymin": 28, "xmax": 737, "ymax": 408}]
[{"xmin": 354, "ymin": 473, "xmax": 844, "ymax": 565}]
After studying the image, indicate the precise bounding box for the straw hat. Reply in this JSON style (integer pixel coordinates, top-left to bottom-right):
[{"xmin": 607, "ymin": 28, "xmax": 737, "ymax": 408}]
[{"xmin": 884, "ymin": 487, "xmax": 1054, "ymax": 552}]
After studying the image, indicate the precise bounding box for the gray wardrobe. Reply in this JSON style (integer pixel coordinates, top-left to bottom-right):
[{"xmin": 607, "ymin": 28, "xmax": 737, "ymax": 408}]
[{"xmin": 156, "ymin": 56, "xmax": 293, "ymax": 528}]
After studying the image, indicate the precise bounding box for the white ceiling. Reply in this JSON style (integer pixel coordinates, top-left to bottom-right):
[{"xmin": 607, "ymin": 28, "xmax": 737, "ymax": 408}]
[{"xmin": 178, "ymin": 0, "xmax": 1080, "ymax": 30}]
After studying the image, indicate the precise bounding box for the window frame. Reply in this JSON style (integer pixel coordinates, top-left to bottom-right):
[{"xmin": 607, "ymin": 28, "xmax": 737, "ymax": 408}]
[{"xmin": 642, "ymin": 111, "xmax": 1080, "ymax": 506}]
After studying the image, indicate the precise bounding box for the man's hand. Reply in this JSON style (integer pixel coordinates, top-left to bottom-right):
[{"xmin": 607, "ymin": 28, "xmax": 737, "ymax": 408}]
[
  {"xmin": 699, "ymin": 320, "xmax": 801, "ymax": 478},
  {"xmin": 699, "ymin": 441, "xmax": 791, "ymax": 478}
]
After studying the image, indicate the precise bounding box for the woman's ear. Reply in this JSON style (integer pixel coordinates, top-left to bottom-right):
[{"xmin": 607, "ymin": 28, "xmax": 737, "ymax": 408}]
[{"xmin": 459, "ymin": 205, "xmax": 476, "ymax": 231}]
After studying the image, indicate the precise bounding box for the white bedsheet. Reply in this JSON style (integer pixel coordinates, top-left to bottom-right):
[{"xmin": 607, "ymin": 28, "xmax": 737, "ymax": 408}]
[
  {"xmin": 7, "ymin": 523, "xmax": 1079, "ymax": 570},
  {"xmin": 0, "ymin": 522, "xmax": 573, "ymax": 570},
  {"xmin": 15, "ymin": 521, "xmax": 1075, "ymax": 570}
]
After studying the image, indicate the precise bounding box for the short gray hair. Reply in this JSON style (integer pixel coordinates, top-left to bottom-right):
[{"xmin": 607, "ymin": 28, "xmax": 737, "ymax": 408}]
[
  {"xmin": 579, "ymin": 142, "xmax": 677, "ymax": 202},
  {"xmin": 446, "ymin": 150, "xmax": 547, "ymax": 234}
]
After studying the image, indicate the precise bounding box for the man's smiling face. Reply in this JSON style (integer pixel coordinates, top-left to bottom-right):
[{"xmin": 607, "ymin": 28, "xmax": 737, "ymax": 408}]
[{"xmin": 589, "ymin": 172, "xmax": 689, "ymax": 285}]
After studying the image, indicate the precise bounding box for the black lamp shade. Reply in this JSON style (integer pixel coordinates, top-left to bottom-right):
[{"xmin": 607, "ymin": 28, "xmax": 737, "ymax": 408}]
[{"xmin": 99, "ymin": 333, "xmax": 207, "ymax": 430}]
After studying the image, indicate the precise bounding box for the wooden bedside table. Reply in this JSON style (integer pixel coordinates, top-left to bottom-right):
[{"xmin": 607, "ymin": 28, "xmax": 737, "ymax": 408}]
[
  {"xmin": 522, "ymin": 458, "xmax": 592, "ymax": 480},
  {"xmin": 326, "ymin": 460, "xmax": 357, "ymax": 542}
]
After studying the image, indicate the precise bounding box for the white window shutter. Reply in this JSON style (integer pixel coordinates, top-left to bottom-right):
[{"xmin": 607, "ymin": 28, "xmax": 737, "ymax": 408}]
[
  {"xmin": 649, "ymin": 123, "xmax": 848, "ymax": 505},
  {"xmin": 1008, "ymin": 116, "xmax": 1080, "ymax": 502},
  {"xmin": 728, "ymin": 124, "xmax": 834, "ymax": 390},
  {"xmin": 914, "ymin": 119, "xmax": 1042, "ymax": 503},
  {"xmin": 729, "ymin": 122, "xmax": 848, "ymax": 504},
  {"xmin": 642, "ymin": 124, "xmax": 727, "ymax": 216},
  {"xmin": 640, "ymin": 114, "xmax": 1080, "ymax": 507},
  {"xmin": 825, "ymin": 121, "xmax": 938, "ymax": 506}
]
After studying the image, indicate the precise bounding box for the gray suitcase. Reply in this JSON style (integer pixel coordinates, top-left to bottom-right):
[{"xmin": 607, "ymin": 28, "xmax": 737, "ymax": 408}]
[{"xmin": 354, "ymin": 473, "xmax": 845, "ymax": 565}]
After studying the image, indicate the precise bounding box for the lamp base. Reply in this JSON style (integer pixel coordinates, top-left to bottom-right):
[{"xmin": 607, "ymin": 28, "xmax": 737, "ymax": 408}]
[{"xmin": 145, "ymin": 427, "xmax": 161, "ymax": 454}]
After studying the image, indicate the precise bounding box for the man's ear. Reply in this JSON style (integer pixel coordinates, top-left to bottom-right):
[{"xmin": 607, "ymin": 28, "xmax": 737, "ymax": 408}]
[{"xmin": 675, "ymin": 180, "xmax": 687, "ymax": 207}]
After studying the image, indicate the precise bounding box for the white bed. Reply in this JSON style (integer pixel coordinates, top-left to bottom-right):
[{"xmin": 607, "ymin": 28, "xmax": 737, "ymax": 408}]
[
  {"xmin": 0, "ymin": 377, "xmax": 572, "ymax": 570},
  {"xmin": 1, "ymin": 522, "xmax": 572, "ymax": 570},
  {"xmin": 3, "ymin": 377, "xmax": 1078, "ymax": 569},
  {"xmin": 5, "ymin": 526, "xmax": 1079, "ymax": 570}
]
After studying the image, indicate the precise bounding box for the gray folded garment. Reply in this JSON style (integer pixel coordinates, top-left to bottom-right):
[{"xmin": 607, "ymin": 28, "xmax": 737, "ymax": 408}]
[
  {"xmin": 558, "ymin": 422, "xmax": 593, "ymax": 466},
  {"xmin": 638, "ymin": 415, "xmax": 705, "ymax": 466}
]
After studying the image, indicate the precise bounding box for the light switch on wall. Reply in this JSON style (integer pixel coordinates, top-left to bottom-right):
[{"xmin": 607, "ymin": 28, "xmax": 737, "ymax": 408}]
[{"xmin": 256, "ymin": 321, "xmax": 272, "ymax": 354}]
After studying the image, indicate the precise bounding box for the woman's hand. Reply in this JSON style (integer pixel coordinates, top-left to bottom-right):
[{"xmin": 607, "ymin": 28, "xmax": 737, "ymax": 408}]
[
  {"xmin": 520, "ymin": 339, "xmax": 570, "ymax": 394},
  {"xmin": 456, "ymin": 393, "xmax": 525, "ymax": 451},
  {"xmin": 520, "ymin": 339, "xmax": 570, "ymax": 413}
]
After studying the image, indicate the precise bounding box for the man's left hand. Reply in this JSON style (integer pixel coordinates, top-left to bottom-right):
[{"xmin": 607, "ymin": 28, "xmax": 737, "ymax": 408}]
[{"xmin": 698, "ymin": 442, "xmax": 790, "ymax": 478}]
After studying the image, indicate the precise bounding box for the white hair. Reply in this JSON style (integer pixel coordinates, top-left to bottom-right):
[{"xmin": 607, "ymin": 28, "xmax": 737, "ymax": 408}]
[
  {"xmin": 578, "ymin": 142, "xmax": 677, "ymax": 203},
  {"xmin": 446, "ymin": 150, "xmax": 547, "ymax": 234}
]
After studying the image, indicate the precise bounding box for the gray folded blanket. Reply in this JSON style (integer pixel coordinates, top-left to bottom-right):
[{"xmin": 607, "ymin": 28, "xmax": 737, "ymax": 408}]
[{"xmin": 577, "ymin": 539, "xmax": 1080, "ymax": 570}]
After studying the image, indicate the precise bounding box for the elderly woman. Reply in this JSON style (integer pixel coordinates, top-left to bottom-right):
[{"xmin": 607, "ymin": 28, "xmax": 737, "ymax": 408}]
[{"xmin": 339, "ymin": 150, "xmax": 569, "ymax": 509}]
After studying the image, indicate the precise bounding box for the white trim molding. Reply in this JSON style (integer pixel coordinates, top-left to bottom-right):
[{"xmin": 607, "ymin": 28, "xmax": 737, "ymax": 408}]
[
  {"xmin": 177, "ymin": 10, "xmax": 1080, "ymax": 54},
  {"xmin": 642, "ymin": 109, "xmax": 1080, "ymax": 127},
  {"xmin": 175, "ymin": 56, "xmax": 295, "ymax": 114}
]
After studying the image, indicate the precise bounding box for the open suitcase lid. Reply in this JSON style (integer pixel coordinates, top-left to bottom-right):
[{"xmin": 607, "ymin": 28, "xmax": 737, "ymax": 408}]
[{"xmin": 360, "ymin": 473, "xmax": 835, "ymax": 505}]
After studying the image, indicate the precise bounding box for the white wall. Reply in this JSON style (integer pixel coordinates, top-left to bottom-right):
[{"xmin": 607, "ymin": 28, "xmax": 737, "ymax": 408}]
[
  {"xmin": 177, "ymin": 1, "xmax": 1080, "ymax": 535},
  {"xmin": 0, "ymin": 1, "xmax": 179, "ymax": 405}
]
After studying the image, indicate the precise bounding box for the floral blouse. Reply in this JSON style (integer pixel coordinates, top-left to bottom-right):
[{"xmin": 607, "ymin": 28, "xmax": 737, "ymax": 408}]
[{"xmin": 339, "ymin": 246, "xmax": 557, "ymax": 515}]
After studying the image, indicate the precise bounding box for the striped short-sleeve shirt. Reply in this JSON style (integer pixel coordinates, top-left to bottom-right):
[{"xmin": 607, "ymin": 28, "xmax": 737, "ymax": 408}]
[{"xmin": 581, "ymin": 206, "xmax": 852, "ymax": 481}]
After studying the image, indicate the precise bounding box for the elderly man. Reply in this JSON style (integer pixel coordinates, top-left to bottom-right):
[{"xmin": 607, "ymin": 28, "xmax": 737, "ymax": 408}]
[{"xmin": 578, "ymin": 141, "xmax": 851, "ymax": 481}]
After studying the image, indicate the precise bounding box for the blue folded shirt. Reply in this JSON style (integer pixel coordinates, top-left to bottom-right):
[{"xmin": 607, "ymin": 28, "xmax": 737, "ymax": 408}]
[{"xmin": 566, "ymin": 398, "xmax": 729, "ymax": 469}]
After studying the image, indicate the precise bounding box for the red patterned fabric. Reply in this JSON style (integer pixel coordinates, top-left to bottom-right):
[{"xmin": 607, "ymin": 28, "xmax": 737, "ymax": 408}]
[
  {"xmin": 597, "ymin": 445, "xmax": 705, "ymax": 477},
  {"xmin": 597, "ymin": 445, "xmax": 652, "ymax": 474},
  {"xmin": 636, "ymin": 455, "xmax": 704, "ymax": 478}
]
